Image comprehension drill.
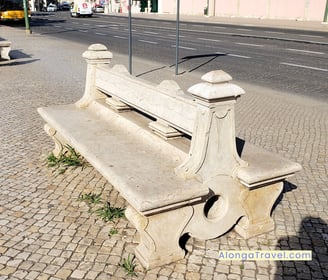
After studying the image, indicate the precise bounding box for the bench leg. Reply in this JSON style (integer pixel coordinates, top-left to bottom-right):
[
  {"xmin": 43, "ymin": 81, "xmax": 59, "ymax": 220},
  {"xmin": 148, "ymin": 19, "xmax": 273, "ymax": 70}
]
[
  {"xmin": 235, "ymin": 182, "xmax": 283, "ymax": 239},
  {"xmin": 125, "ymin": 205, "xmax": 193, "ymax": 269},
  {"xmin": 0, "ymin": 46, "xmax": 11, "ymax": 60},
  {"xmin": 44, "ymin": 124, "xmax": 67, "ymax": 157}
]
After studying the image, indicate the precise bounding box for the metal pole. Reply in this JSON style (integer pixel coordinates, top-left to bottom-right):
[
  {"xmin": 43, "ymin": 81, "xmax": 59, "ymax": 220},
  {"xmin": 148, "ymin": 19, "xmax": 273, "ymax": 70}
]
[
  {"xmin": 175, "ymin": 0, "xmax": 180, "ymax": 75},
  {"xmin": 128, "ymin": 0, "xmax": 132, "ymax": 74},
  {"xmin": 23, "ymin": 0, "xmax": 31, "ymax": 34},
  {"xmin": 323, "ymin": 0, "xmax": 328, "ymax": 22}
]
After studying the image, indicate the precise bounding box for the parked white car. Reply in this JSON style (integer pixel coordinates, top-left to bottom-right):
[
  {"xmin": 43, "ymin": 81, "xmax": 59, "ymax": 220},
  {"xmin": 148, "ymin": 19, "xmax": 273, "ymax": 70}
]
[
  {"xmin": 47, "ymin": 4, "xmax": 57, "ymax": 12},
  {"xmin": 70, "ymin": 2, "xmax": 93, "ymax": 17},
  {"xmin": 93, "ymin": 4, "xmax": 104, "ymax": 13}
]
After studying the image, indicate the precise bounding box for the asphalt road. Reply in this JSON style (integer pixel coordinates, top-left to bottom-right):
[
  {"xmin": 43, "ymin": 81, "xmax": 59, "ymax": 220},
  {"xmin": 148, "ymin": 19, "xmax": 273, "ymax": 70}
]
[{"xmin": 19, "ymin": 12, "xmax": 328, "ymax": 101}]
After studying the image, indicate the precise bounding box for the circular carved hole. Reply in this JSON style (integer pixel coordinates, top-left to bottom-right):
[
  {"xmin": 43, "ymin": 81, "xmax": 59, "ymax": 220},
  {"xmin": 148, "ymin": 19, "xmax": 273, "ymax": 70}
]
[{"xmin": 204, "ymin": 195, "xmax": 226, "ymax": 220}]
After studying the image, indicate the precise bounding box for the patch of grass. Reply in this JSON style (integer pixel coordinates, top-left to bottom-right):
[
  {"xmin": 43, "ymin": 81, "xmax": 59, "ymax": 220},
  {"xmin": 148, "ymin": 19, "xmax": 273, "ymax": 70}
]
[
  {"xmin": 77, "ymin": 192, "xmax": 102, "ymax": 204},
  {"xmin": 94, "ymin": 202, "xmax": 125, "ymax": 222},
  {"xmin": 119, "ymin": 254, "xmax": 137, "ymax": 277},
  {"xmin": 109, "ymin": 228, "xmax": 119, "ymax": 236},
  {"xmin": 47, "ymin": 145, "xmax": 89, "ymax": 174}
]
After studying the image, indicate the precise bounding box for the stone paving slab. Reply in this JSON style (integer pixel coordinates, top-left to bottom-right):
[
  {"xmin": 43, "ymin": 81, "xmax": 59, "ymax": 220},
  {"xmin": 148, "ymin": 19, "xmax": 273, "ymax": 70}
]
[{"xmin": 0, "ymin": 25, "xmax": 327, "ymax": 279}]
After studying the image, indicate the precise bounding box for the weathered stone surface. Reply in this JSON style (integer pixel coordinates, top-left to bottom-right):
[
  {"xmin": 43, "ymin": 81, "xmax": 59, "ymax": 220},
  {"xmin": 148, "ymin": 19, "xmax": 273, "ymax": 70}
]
[{"xmin": 38, "ymin": 44, "xmax": 301, "ymax": 268}]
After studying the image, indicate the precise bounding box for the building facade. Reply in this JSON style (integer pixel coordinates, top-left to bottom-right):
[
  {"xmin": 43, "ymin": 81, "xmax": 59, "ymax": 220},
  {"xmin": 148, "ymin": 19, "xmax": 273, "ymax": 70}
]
[
  {"xmin": 124, "ymin": 0, "xmax": 328, "ymax": 22},
  {"xmin": 30, "ymin": 0, "xmax": 328, "ymax": 22}
]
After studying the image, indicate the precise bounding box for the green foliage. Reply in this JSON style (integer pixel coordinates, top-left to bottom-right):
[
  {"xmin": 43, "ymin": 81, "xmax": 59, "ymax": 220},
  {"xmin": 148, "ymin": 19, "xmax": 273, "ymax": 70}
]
[
  {"xmin": 94, "ymin": 202, "xmax": 125, "ymax": 223},
  {"xmin": 108, "ymin": 228, "xmax": 119, "ymax": 236},
  {"xmin": 77, "ymin": 192, "xmax": 102, "ymax": 204},
  {"xmin": 47, "ymin": 145, "xmax": 89, "ymax": 173},
  {"xmin": 119, "ymin": 254, "xmax": 137, "ymax": 277},
  {"xmin": 77, "ymin": 192, "xmax": 125, "ymax": 238}
]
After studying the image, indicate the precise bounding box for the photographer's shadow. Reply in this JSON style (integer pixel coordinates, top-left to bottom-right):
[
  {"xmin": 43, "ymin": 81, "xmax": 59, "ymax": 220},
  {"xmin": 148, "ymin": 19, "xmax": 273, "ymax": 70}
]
[{"xmin": 274, "ymin": 216, "xmax": 328, "ymax": 279}]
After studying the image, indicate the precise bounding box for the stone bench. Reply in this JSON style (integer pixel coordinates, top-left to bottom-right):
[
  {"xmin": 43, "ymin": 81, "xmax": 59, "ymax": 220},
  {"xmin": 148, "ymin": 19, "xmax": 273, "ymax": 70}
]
[
  {"xmin": 0, "ymin": 40, "xmax": 11, "ymax": 60},
  {"xmin": 37, "ymin": 44, "xmax": 302, "ymax": 268}
]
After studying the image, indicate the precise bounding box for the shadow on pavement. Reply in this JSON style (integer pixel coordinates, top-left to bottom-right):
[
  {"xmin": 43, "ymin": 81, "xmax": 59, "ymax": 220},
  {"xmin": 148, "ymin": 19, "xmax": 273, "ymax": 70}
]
[
  {"xmin": 273, "ymin": 181, "xmax": 298, "ymax": 212},
  {"xmin": 0, "ymin": 49, "xmax": 39, "ymax": 66},
  {"xmin": 136, "ymin": 65, "xmax": 168, "ymax": 78},
  {"xmin": 274, "ymin": 217, "xmax": 328, "ymax": 279},
  {"xmin": 0, "ymin": 58, "xmax": 40, "ymax": 66},
  {"xmin": 169, "ymin": 53, "xmax": 226, "ymax": 73}
]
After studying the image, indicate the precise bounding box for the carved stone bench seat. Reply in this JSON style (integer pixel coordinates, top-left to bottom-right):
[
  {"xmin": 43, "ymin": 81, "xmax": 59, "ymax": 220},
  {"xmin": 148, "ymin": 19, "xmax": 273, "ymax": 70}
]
[{"xmin": 38, "ymin": 100, "xmax": 208, "ymax": 215}]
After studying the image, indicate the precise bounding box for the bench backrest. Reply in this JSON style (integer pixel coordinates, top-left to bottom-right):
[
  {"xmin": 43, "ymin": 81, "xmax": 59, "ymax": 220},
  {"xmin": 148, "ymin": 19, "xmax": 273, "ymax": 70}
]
[
  {"xmin": 75, "ymin": 44, "xmax": 301, "ymax": 187},
  {"xmin": 95, "ymin": 64, "xmax": 197, "ymax": 136}
]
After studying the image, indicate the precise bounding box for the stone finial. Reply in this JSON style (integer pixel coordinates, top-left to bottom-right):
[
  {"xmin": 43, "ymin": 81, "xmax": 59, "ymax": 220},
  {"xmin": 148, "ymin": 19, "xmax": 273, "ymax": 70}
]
[
  {"xmin": 188, "ymin": 70, "xmax": 245, "ymax": 102},
  {"xmin": 76, "ymin": 44, "xmax": 112, "ymax": 108},
  {"xmin": 201, "ymin": 70, "xmax": 232, "ymax": 83},
  {"xmin": 82, "ymin": 44, "xmax": 113, "ymax": 63}
]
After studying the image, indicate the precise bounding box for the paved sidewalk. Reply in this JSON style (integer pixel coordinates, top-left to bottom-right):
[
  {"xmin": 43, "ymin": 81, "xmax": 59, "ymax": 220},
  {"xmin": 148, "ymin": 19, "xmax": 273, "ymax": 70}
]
[
  {"xmin": 0, "ymin": 22, "xmax": 327, "ymax": 280},
  {"xmin": 110, "ymin": 12, "xmax": 328, "ymax": 32}
]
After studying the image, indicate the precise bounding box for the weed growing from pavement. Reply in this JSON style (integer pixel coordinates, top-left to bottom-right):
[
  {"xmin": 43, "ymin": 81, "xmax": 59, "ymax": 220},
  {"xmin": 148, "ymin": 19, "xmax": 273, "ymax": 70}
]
[
  {"xmin": 77, "ymin": 192, "xmax": 102, "ymax": 204},
  {"xmin": 47, "ymin": 145, "xmax": 89, "ymax": 174},
  {"xmin": 108, "ymin": 228, "xmax": 119, "ymax": 236},
  {"xmin": 48, "ymin": 147, "xmax": 126, "ymax": 245},
  {"xmin": 77, "ymin": 192, "xmax": 125, "ymax": 238},
  {"xmin": 94, "ymin": 202, "xmax": 125, "ymax": 222},
  {"xmin": 119, "ymin": 254, "xmax": 137, "ymax": 277}
]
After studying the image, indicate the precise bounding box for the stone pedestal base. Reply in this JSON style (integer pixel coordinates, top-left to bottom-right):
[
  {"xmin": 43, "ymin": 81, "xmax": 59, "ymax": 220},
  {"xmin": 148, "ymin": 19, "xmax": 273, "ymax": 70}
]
[
  {"xmin": 235, "ymin": 182, "xmax": 283, "ymax": 238},
  {"xmin": 125, "ymin": 205, "xmax": 193, "ymax": 269}
]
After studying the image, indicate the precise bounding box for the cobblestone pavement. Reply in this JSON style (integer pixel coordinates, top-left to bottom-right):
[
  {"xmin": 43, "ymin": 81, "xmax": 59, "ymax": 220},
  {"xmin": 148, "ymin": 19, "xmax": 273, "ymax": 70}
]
[{"xmin": 0, "ymin": 25, "xmax": 327, "ymax": 280}]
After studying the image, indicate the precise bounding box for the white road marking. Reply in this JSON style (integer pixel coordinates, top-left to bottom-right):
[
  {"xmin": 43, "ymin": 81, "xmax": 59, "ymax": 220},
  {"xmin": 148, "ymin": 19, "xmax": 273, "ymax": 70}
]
[
  {"xmin": 171, "ymin": 45, "xmax": 196, "ymax": 50},
  {"xmin": 299, "ymin": 34, "xmax": 323, "ymax": 38},
  {"xmin": 286, "ymin": 48, "xmax": 325, "ymax": 55},
  {"xmin": 265, "ymin": 31, "xmax": 285, "ymax": 35},
  {"xmin": 144, "ymin": 31, "xmax": 159, "ymax": 35},
  {"xmin": 236, "ymin": 42, "xmax": 264, "ymax": 47},
  {"xmin": 237, "ymin": 28, "xmax": 253, "ymax": 31},
  {"xmin": 227, "ymin": 53, "xmax": 251, "ymax": 59},
  {"xmin": 114, "ymin": 35, "xmax": 128, "ymax": 40},
  {"xmin": 138, "ymin": 39, "xmax": 158, "ymax": 45},
  {"xmin": 280, "ymin": 62, "xmax": 328, "ymax": 72},
  {"xmin": 197, "ymin": 38, "xmax": 221, "ymax": 42},
  {"xmin": 181, "ymin": 49, "xmax": 251, "ymax": 59},
  {"xmin": 168, "ymin": 34, "xmax": 185, "ymax": 37}
]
